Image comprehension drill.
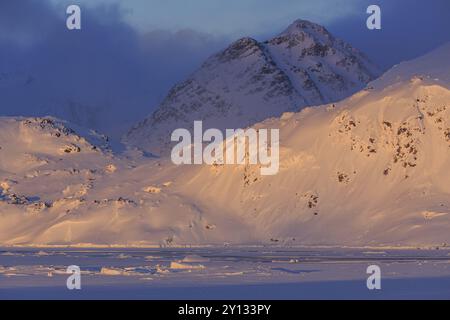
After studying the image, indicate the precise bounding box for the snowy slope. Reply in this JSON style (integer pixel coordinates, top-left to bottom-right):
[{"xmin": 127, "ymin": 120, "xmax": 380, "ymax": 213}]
[
  {"xmin": 0, "ymin": 44, "xmax": 449, "ymax": 247},
  {"xmin": 178, "ymin": 79, "xmax": 450, "ymax": 246},
  {"xmin": 265, "ymin": 20, "xmax": 379, "ymax": 103},
  {"xmin": 125, "ymin": 20, "xmax": 381, "ymax": 155},
  {"xmin": 0, "ymin": 118, "xmax": 250, "ymax": 246},
  {"xmin": 165, "ymin": 43, "xmax": 450, "ymax": 246}
]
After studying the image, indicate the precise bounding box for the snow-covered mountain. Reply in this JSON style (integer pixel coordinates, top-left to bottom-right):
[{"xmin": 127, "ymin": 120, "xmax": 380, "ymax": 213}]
[
  {"xmin": 0, "ymin": 117, "xmax": 246, "ymax": 245},
  {"xmin": 0, "ymin": 43, "xmax": 449, "ymax": 247},
  {"xmin": 173, "ymin": 44, "xmax": 450, "ymax": 246},
  {"xmin": 125, "ymin": 20, "xmax": 381, "ymax": 155}
]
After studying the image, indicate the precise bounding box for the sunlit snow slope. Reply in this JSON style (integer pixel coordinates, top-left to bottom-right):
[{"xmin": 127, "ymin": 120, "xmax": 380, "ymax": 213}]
[{"xmin": 0, "ymin": 43, "xmax": 449, "ymax": 247}]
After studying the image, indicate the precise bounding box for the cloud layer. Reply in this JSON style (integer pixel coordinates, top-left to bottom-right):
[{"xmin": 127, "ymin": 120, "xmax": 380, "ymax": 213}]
[
  {"xmin": 327, "ymin": 0, "xmax": 450, "ymax": 69},
  {"xmin": 1, "ymin": 0, "xmax": 448, "ymax": 138},
  {"xmin": 0, "ymin": 0, "xmax": 228, "ymax": 137}
]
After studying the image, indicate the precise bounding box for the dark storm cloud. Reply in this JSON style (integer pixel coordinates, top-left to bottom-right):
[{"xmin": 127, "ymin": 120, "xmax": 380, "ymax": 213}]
[
  {"xmin": 1, "ymin": 0, "xmax": 448, "ymax": 137},
  {"xmin": 326, "ymin": 0, "xmax": 450, "ymax": 70},
  {"xmin": 0, "ymin": 0, "xmax": 228, "ymax": 137}
]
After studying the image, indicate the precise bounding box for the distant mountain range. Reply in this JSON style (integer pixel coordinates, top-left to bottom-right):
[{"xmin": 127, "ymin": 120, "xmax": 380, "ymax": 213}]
[
  {"xmin": 125, "ymin": 20, "xmax": 381, "ymax": 155},
  {"xmin": 1, "ymin": 40, "xmax": 449, "ymax": 247}
]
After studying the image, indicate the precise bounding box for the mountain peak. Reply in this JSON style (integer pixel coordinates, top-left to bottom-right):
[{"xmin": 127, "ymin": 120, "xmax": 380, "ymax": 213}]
[
  {"xmin": 216, "ymin": 37, "xmax": 261, "ymax": 62},
  {"xmin": 266, "ymin": 19, "xmax": 336, "ymax": 51},
  {"xmin": 125, "ymin": 20, "xmax": 381, "ymax": 155},
  {"xmin": 280, "ymin": 19, "xmax": 331, "ymax": 37}
]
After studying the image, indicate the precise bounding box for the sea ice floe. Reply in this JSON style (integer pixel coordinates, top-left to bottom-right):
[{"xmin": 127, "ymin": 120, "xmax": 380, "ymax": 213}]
[
  {"xmin": 0, "ymin": 252, "xmax": 24, "ymax": 257},
  {"xmin": 170, "ymin": 261, "xmax": 205, "ymax": 270},
  {"xmin": 35, "ymin": 251, "xmax": 51, "ymax": 256},
  {"xmin": 182, "ymin": 255, "xmax": 210, "ymax": 263},
  {"xmin": 100, "ymin": 267, "xmax": 124, "ymax": 276}
]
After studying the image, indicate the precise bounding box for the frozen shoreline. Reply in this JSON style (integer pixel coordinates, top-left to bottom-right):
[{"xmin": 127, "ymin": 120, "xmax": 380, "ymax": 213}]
[{"xmin": 1, "ymin": 247, "xmax": 450, "ymax": 299}]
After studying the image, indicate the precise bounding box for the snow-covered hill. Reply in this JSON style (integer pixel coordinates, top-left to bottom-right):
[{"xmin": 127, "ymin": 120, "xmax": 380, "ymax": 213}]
[
  {"xmin": 0, "ymin": 44, "xmax": 449, "ymax": 247},
  {"xmin": 174, "ymin": 43, "xmax": 450, "ymax": 246},
  {"xmin": 0, "ymin": 118, "xmax": 249, "ymax": 245},
  {"xmin": 125, "ymin": 20, "xmax": 381, "ymax": 155}
]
